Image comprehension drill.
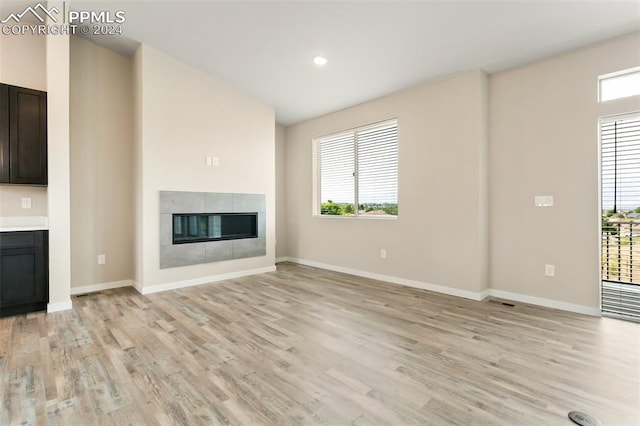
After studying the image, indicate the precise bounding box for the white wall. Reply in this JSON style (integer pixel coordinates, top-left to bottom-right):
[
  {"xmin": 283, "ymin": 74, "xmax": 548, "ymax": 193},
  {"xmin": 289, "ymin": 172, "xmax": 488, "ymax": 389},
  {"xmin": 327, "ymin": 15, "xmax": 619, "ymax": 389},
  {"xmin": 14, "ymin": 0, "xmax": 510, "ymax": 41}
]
[
  {"xmin": 0, "ymin": 33, "xmax": 47, "ymax": 217},
  {"xmin": 70, "ymin": 36, "xmax": 134, "ymax": 289},
  {"xmin": 285, "ymin": 69, "xmax": 489, "ymax": 297},
  {"xmin": 134, "ymin": 44, "xmax": 275, "ymax": 290},
  {"xmin": 490, "ymin": 32, "xmax": 640, "ymax": 310},
  {"xmin": 276, "ymin": 123, "xmax": 287, "ymax": 259},
  {"xmin": 133, "ymin": 45, "xmax": 144, "ymax": 288},
  {"xmin": 46, "ymin": 26, "xmax": 72, "ymax": 311}
]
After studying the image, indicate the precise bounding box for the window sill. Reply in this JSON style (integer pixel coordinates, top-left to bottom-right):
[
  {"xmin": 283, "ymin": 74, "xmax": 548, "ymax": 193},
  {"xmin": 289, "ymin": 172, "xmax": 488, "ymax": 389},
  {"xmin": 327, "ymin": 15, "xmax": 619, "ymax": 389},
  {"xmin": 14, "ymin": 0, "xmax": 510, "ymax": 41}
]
[{"xmin": 313, "ymin": 214, "xmax": 398, "ymax": 220}]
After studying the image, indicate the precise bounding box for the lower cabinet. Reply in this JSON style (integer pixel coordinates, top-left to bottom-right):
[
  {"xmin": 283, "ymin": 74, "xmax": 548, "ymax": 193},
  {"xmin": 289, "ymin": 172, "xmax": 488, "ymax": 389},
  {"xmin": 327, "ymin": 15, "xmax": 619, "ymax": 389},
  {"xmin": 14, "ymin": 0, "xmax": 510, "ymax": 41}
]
[{"xmin": 0, "ymin": 230, "xmax": 48, "ymax": 317}]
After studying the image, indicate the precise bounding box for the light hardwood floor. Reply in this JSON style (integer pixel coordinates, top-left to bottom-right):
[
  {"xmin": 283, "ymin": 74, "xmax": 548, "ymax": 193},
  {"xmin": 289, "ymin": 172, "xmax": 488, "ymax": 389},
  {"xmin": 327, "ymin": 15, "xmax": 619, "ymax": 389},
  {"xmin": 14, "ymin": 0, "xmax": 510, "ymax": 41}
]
[{"xmin": 1, "ymin": 262, "xmax": 639, "ymax": 425}]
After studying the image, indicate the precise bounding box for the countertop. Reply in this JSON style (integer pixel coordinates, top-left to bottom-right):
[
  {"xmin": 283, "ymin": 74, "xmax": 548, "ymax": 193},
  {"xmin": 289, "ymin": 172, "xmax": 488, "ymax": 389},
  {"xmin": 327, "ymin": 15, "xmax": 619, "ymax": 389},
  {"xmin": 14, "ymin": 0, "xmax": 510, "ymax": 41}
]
[{"xmin": 0, "ymin": 216, "xmax": 49, "ymax": 232}]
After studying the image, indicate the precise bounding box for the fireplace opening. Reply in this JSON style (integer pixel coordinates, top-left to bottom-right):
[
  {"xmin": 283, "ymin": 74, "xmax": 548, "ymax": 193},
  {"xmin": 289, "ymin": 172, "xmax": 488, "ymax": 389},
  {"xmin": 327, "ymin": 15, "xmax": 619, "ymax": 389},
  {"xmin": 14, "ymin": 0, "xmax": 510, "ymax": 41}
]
[{"xmin": 173, "ymin": 213, "xmax": 258, "ymax": 244}]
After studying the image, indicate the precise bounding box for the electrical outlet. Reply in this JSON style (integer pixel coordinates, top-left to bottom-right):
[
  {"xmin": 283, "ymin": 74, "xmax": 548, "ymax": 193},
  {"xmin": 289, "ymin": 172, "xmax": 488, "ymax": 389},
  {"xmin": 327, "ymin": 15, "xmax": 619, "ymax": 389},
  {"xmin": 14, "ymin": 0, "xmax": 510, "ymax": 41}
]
[
  {"xmin": 380, "ymin": 249, "xmax": 387, "ymax": 259},
  {"xmin": 535, "ymin": 195, "xmax": 554, "ymax": 207},
  {"xmin": 98, "ymin": 254, "xmax": 106, "ymax": 265},
  {"xmin": 21, "ymin": 197, "xmax": 31, "ymax": 209},
  {"xmin": 545, "ymin": 264, "xmax": 555, "ymax": 277}
]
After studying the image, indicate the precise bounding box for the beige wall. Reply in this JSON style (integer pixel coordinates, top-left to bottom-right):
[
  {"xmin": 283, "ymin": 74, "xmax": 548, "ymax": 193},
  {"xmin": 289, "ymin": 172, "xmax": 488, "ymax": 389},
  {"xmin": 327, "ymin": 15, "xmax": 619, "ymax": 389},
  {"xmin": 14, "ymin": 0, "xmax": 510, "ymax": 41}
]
[
  {"xmin": 285, "ymin": 69, "xmax": 490, "ymax": 296},
  {"xmin": 69, "ymin": 36, "xmax": 134, "ymax": 288},
  {"xmin": 0, "ymin": 33, "xmax": 47, "ymax": 216},
  {"xmin": 0, "ymin": 33, "xmax": 46, "ymax": 90},
  {"xmin": 134, "ymin": 44, "xmax": 275, "ymax": 289},
  {"xmin": 490, "ymin": 32, "xmax": 640, "ymax": 309},
  {"xmin": 0, "ymin": 187, "xmax": 48, "ymax": 216},
  {"xmin": 275, "ymin": 123, "xmax": 287, "ymax": 259}
]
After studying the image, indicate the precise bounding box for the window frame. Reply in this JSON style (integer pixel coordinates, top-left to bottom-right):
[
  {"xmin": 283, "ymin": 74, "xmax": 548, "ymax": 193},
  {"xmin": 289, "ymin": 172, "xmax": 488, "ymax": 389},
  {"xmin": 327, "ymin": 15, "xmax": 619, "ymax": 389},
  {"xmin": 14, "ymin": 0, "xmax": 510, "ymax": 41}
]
[
  {"xmin": 598, "ymin": 66, "xmax": 640, "ymax": 103},
  {"xmin": 312, "ymin": 118, "xmax": 399, "ymax": 220},
  {"xmin": 598, "ymin": 111, "xmax": 640, "ymax": 320}
]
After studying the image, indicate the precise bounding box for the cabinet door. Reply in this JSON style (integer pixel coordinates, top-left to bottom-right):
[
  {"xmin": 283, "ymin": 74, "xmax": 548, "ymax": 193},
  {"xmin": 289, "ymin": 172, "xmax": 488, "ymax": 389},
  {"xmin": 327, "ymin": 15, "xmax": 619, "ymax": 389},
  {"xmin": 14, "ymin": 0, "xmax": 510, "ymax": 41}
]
[
  {"xmin": 0, "ymin": 84, "xmax": 8, "ymax": 183},
  {"xmin": 0, "ymin": 246, "xmax": 45, "ymax": 306},
  {"xmin": 8, "ymin": 86, "xmax": 47, "ymax": 185},
  {"xmin": 0, "ymin": 231, "xmax": 47, "ymax": 310}
]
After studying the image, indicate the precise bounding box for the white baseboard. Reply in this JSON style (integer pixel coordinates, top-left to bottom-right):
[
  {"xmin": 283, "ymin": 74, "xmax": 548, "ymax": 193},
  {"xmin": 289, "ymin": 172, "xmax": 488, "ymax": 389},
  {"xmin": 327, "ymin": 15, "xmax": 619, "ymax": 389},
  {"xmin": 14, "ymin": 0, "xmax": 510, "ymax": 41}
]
[
  {"xmin": 284, "ymin": 257, "xmax": 601, "ymax": 316},
  {"xmin": 488, "ymin": 289, "xmax": 600, "ymax": 317},
  {"xmin": 275, "ymin": 257, "xmax": 288, "ymax": 263},
  {"xmin": 135, "ymin": 265, "xmax": 277, "ymax": 295},
  {"xmin": 71, "ymin": 279, "xmax": 133, "ymax": 295},
  {"xmin": 47, "ymin": 300, "xmax": 73, "ymax": 313},
  {"xmin": 285, "ymin": 257, "xmax": 487, "ymax": 301}
]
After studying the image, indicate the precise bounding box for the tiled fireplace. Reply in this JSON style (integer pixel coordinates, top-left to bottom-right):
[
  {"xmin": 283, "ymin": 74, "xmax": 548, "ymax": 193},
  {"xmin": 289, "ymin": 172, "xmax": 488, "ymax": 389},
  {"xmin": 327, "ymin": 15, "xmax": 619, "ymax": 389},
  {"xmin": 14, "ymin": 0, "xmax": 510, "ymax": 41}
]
[{"xmin": 159, "ymin": 191, "xmax": 266, "ymax": 269}]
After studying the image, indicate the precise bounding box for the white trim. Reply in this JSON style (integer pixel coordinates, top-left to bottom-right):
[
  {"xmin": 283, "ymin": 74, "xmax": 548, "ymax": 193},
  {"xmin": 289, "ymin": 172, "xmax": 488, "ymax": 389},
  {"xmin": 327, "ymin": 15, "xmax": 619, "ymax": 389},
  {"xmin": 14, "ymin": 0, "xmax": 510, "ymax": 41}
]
[
  {"xmin": 275, "ymin": 257, "xmax": 288, "ymax": 263},
  {"xmin": 598, "ymin": 112, "xmax": 640, "ymax": 312},
  {"xmin": 283, "ymin": 257, "xmax": 600, "ymax": 316},
  {"xmin": 47, "ymin": 300, "xmax": 72, "ymax": 313},
  {"xmin": 70, "ymin": 279, "xmax": 133, "ymax": 295},
  {"xmin": 134, "ymin": 266, "xmax": 277, "ymax": 295},
  {"xmin": 599, "ymin": 110, "xmax": 640, "ymax": 124},
  {"xmin": 312, "ymin": 214, "xmax": 398, "ymax": 220},
  {"xmin": 598, "ymin": 66, "xmax": 640, "ymax": 102},
  {"xmin": 132, "ymin": 280, "xmax": 144, "ymax": 294},
  {"xmin": 285, "ymin": 257, "xmax": 487, "ymax": 301},
  {"xmin": 488, "ymin": 289, "xmax": 600, "ymax": 317}
]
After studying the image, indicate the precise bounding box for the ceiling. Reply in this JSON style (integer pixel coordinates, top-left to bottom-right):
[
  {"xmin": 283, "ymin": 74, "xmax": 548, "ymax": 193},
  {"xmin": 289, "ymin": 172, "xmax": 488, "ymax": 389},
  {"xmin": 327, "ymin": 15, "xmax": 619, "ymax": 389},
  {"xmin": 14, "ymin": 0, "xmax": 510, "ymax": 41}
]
[{"xmin": 3, "ymin": 1, "xmax": 640, "ymax": 125}]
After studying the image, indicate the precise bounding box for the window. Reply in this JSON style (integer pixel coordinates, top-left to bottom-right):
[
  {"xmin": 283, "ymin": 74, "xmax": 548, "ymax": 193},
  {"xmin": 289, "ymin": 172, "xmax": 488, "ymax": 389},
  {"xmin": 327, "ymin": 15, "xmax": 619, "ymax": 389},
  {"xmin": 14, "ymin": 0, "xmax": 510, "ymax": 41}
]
[
  {"xmin": 314, "ymin": 119, "xmax": 398, "ymax": 217},
  {"xmin": 600, "ymin": 113, "xmax": 640, "ymax": 320},
  {"xmin": 599, "ymin": 67, "xmax": 640, "ymax": 102}
]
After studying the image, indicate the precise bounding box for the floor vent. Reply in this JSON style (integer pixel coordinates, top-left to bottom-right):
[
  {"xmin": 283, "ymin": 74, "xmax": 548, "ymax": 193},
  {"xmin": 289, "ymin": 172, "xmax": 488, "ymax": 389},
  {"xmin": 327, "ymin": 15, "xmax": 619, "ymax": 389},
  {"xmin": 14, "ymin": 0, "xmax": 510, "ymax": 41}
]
[
  {"xmin": 488, "ymin": 299, "xmax": 515, "ymax": 307},
  {"xmin": 74, "ymin": 292, "xmax": 102, "ymax": 298}
]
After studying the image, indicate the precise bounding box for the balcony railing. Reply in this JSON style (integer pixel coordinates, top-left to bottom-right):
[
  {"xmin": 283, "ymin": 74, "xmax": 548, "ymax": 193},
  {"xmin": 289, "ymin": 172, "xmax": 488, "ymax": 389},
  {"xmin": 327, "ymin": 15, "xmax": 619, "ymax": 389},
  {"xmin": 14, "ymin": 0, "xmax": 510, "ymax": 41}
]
[{"xmin": 602, "ymin": 220, "xmax": 640, "ymax": 285}]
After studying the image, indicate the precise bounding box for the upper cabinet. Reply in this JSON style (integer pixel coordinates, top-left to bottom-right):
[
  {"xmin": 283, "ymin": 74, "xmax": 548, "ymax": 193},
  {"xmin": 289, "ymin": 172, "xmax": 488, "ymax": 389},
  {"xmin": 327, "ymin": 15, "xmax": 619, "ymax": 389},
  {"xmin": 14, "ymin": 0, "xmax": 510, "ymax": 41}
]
[{"xmin": 0, "ymin": 83, "xmax": 48, "ymax": 186}]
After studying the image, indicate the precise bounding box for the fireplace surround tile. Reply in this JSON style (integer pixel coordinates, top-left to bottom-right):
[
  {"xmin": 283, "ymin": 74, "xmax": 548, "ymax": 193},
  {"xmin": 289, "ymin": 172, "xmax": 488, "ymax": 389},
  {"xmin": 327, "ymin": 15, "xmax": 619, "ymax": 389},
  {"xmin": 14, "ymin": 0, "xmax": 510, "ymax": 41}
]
[
  {"xmin": 205, "ymin": 193, "xmax": 233, "ymax": 212},
  {"xmin": 205, "ymin": 240, "xmax": 234, "ymax": 263},
  {"xmin": 160, "ymin": 191, "xmax": 205, "ymax": 214},
  {"xmin": 233, "ymin": 193, "xmax": 266, "ymax": 213},
  {"xmin": 159, "ymin": 191, "xmax": 266, "ymax": 269},
  {"xmin": 258, "ymin": 211, "xmax": 266, "ymax": 238},
  {"xmin": 159, "ymin": 214, "xmax": 173, "ymax": 246},
  {"xmin": 233, "ymin": 237, "xmax": 267, "ymax": 259},
  {"xmin": 160, "ymin": 243, "xmax": 206, "ymax": 269}
]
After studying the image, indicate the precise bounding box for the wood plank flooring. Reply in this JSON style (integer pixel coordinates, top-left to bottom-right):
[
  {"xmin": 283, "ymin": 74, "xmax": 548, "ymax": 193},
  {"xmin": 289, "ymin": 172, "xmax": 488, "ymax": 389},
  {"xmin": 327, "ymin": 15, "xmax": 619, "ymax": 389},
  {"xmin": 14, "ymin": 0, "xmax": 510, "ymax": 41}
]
[{"xmin": 1, "ymin": 262, "xmax": 639, "ymax": 425}]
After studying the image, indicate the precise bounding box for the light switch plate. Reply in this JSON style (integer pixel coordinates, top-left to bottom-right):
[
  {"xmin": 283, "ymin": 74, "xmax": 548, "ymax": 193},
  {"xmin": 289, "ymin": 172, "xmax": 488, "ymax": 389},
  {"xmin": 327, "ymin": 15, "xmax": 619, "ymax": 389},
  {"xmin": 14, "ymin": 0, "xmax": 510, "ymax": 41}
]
[
  {"xmin": 21, "ymin": 197, "xmax": 31, "ymax": 209},
  {"xmin": 545, "ymin": 264, "xmax": 555, "ymax": 277},
  {"xmin": 535, "ymin": 195, "xmax": 554, "ymax": 207}
]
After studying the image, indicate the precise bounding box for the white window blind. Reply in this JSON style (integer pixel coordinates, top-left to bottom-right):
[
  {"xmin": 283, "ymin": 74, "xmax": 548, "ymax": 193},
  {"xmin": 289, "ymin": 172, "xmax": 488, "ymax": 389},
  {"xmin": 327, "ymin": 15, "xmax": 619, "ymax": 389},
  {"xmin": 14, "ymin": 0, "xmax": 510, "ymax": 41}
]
[
  {"xmin": 315, "ymin": 119, "xmax": 398, "ymax": 217},
  {"xmin": 601, "ymin": 115, "xmax": 640, "ymax": 320},
  {"xmin": 318, "ymin": 133, "xmax": 355, "ymax": 215}
]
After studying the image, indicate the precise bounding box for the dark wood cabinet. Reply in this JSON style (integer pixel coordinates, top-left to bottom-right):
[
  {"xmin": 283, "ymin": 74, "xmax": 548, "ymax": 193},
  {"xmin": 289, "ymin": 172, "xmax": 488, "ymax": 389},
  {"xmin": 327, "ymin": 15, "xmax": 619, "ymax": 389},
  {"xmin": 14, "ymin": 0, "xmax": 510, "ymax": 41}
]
[
  {"xmin": 0, "ymin": 83, "xmax": 47, "ymax": 185},
  {"xmin": 0, "ymin": 231, "xmax": 48, "ymax": 317}
]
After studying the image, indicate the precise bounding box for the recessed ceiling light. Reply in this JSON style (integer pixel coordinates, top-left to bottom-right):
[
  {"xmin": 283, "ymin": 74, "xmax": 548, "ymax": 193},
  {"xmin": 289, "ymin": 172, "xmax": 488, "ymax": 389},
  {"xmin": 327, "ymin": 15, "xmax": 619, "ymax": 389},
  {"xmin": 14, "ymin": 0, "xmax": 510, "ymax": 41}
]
[{"xmin": 313, "ymin": 56, "xmax": 328, "ymax": 66}]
